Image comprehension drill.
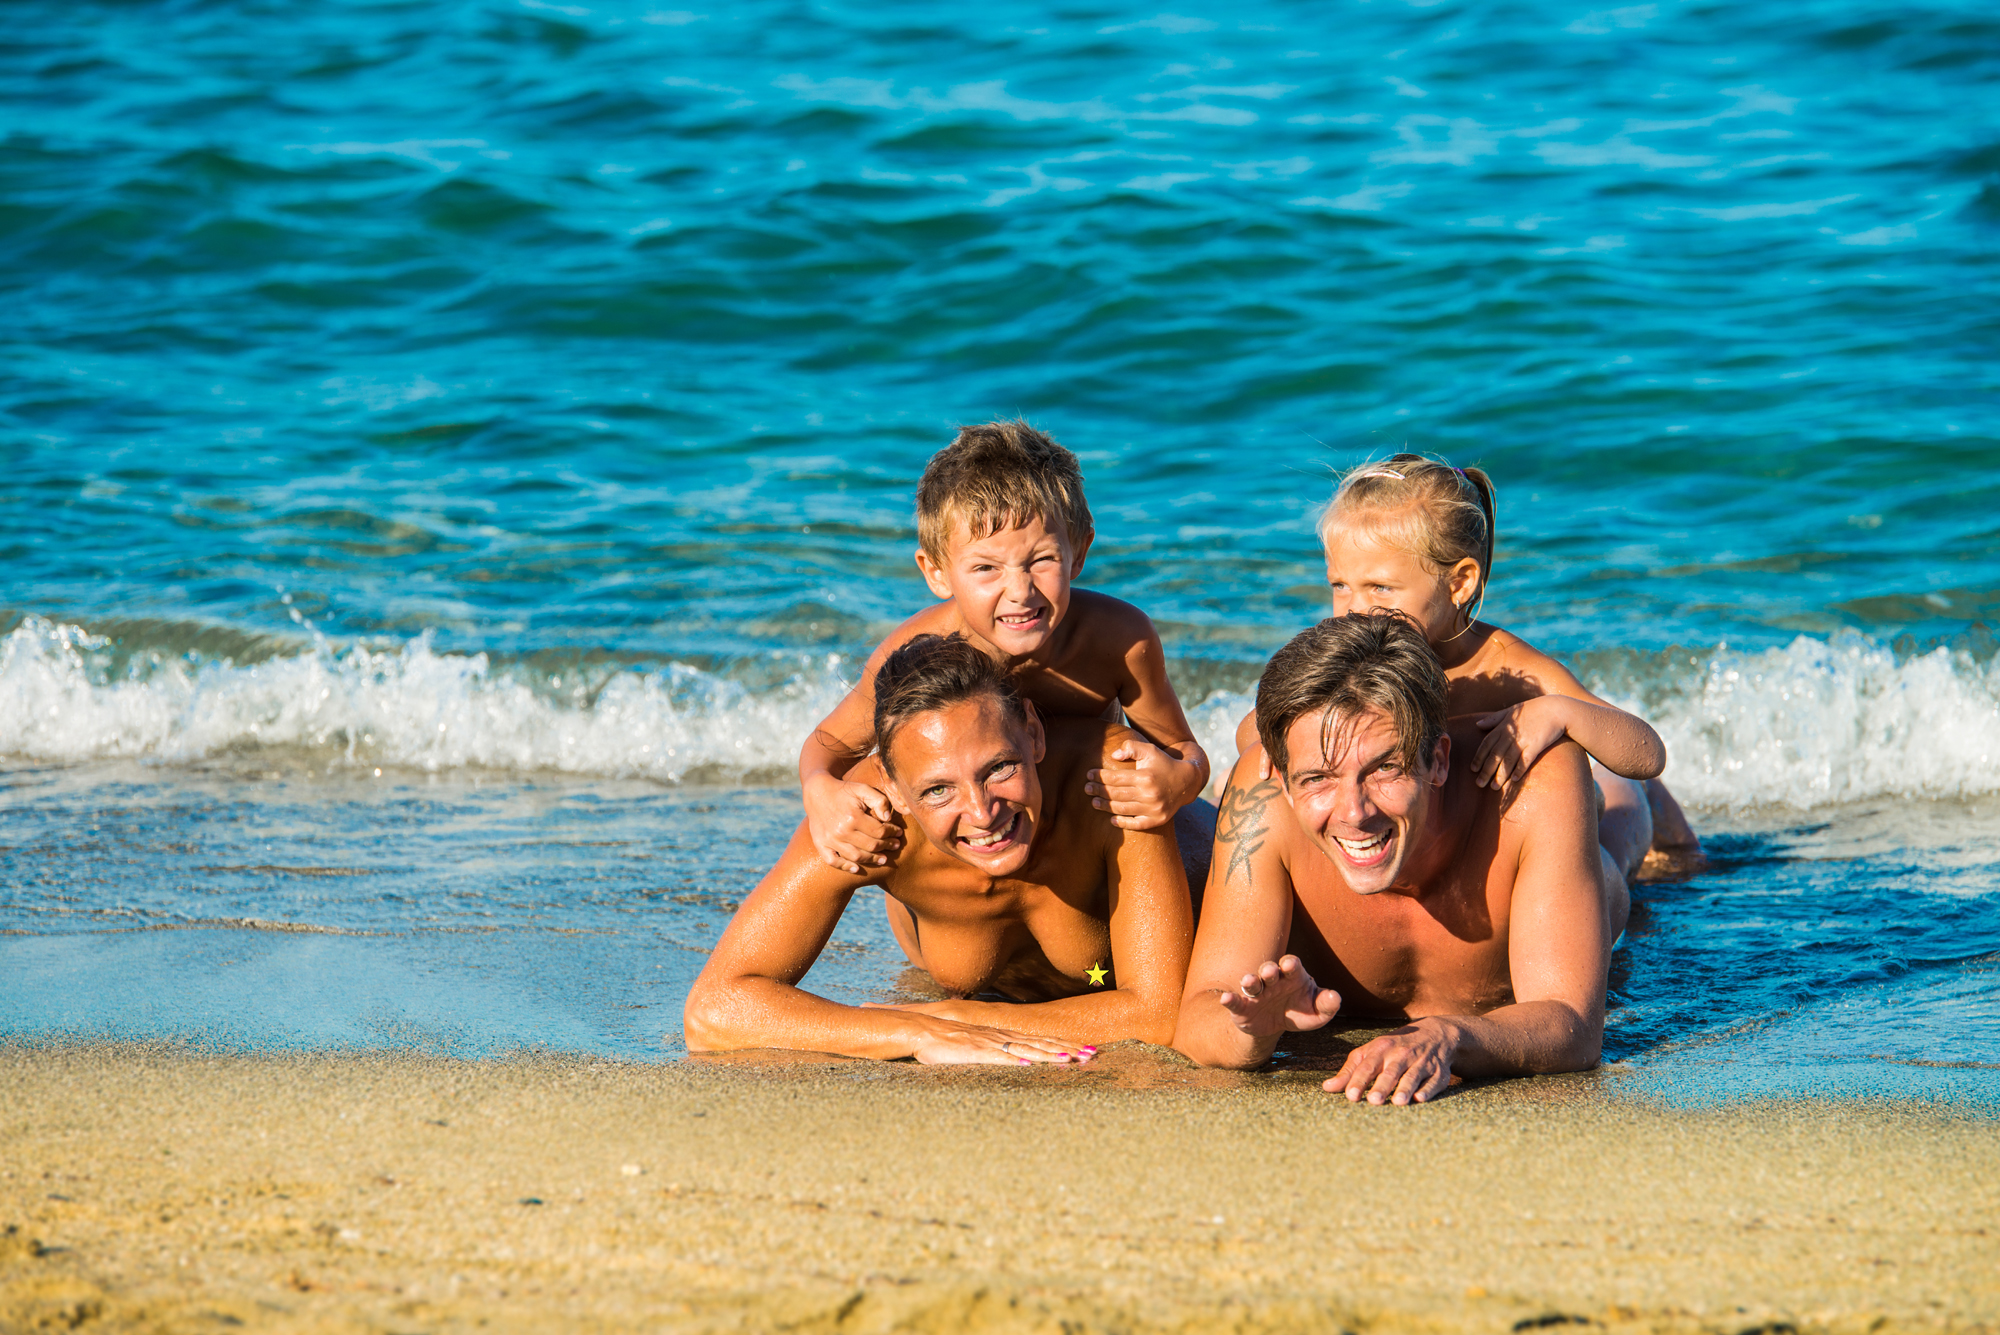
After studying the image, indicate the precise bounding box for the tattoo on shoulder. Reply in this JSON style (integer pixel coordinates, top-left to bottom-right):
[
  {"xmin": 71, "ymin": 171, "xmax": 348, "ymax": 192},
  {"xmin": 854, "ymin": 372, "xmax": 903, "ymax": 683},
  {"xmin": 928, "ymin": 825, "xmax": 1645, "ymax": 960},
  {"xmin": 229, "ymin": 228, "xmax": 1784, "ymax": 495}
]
[{"xmin": 1215, "ymin": 778, "xmax": 1280, "ymax": 887}]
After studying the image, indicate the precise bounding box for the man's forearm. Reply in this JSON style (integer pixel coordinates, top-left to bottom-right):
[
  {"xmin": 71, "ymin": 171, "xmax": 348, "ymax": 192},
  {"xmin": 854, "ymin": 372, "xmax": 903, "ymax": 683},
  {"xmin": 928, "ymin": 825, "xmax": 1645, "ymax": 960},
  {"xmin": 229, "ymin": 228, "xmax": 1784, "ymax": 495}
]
[
  {"xmin": 1173, "ymin": 990, "xmax": 1282, "ymax": 1070},
  {"xmin": 1431, "ymin": 1000, "xmax": 1601, "ymax": 1077}
]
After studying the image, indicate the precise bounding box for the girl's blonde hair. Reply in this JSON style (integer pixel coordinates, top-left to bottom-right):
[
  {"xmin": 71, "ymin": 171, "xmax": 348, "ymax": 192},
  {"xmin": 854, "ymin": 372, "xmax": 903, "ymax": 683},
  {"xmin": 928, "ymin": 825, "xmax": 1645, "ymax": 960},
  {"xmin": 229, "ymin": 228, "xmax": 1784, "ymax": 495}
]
[{"xmin": 1318, "ymin": 452, "xmax": 1498, "ymax": 625}]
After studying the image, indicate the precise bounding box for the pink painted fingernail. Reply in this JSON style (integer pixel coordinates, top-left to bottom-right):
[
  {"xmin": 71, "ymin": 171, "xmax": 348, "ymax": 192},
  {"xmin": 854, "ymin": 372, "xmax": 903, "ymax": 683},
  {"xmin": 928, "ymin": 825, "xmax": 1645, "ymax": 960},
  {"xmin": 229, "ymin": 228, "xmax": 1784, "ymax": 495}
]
[
  {"xmin": 1081, "ymin": 1046, "xmax": 1098, "ymax": 1054},
  {"xmin": 1017, "ymin": 1058, "xmax": 1030, "ymax": 1066}
]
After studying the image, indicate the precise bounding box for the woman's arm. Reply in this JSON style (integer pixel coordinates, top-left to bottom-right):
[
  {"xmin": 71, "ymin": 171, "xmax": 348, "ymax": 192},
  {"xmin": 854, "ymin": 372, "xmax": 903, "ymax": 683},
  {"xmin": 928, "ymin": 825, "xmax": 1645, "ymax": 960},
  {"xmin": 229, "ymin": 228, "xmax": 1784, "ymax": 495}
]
[{"xmin": 683, "ymin": 825, "xmax": 1080, "ymax": 1064}]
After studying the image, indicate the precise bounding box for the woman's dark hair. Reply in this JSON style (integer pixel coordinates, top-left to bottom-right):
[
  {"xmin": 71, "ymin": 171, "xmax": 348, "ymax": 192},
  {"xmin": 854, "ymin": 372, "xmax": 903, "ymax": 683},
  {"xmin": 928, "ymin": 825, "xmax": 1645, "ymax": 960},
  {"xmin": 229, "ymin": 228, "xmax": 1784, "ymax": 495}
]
[
  {"xmin": 873, "ymin": 633, "xmax": 1027, "ymax": 772},
  {"xmin": 1255, "ymin": 613, "xmax": 1449, "ymax": 779}
]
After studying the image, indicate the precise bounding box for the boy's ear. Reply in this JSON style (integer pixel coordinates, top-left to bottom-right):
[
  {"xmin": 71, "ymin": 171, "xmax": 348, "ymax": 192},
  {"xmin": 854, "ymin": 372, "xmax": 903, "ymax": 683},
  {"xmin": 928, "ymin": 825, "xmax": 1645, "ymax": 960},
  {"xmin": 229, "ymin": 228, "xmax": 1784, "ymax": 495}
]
[
  {"xmin": 913, "ymin": 548, "xmax": 954, "ymax": 601},
  {"xmin": 1068, "ymin": 528, "xmax": 1094, "ymax": 579}
]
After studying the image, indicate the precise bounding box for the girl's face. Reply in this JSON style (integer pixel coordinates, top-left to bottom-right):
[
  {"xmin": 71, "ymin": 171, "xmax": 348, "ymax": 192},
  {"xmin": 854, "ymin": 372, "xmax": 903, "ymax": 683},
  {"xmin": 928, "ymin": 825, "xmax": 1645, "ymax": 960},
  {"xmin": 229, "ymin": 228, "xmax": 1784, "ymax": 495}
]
[{"xmin": 1322, "ymin": 525, "xmax": 1480, "ymax": 648}]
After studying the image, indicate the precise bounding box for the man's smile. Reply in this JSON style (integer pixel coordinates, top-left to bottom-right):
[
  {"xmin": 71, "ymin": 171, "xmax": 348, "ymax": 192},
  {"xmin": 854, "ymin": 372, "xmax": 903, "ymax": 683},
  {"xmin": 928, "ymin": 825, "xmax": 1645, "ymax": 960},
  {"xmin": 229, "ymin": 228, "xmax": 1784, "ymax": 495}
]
[{"xmin": 1333, "ymin": 827, "xmax": 1394, "ymax": 868}]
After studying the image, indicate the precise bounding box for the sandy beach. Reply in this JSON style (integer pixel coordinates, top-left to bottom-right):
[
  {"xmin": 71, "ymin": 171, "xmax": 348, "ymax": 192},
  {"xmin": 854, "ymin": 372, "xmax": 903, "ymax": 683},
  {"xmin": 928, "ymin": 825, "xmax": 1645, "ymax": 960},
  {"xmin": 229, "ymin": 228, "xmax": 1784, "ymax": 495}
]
[{"xmin": 3, "ymin": 1042, "xmax": 1995, "ymax": 1335}]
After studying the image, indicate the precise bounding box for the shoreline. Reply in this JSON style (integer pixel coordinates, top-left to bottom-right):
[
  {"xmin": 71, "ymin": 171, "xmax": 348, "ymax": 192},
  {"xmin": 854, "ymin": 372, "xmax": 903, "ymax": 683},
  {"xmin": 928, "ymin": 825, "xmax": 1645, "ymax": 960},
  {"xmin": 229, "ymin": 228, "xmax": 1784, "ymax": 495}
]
[{"xmin": 3, "ymin": 1042, "xmax": 1995, "ymax": 1334}]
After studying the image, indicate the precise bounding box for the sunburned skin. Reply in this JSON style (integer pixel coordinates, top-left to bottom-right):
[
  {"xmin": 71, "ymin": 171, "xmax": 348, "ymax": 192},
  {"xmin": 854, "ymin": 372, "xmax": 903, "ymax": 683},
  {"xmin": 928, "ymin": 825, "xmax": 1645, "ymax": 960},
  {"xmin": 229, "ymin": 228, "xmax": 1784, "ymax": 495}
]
[
  {"xmin": 1177, "ymin": 709, "xmax": 1616, "ymax": 1104},
  {"xmin": 686, "ymin": 698, "xmax": 1194, "ymax": 1064},
  {"xmin": 802, "ymin": 513, "xmax": 1210, "ymax": 874}
]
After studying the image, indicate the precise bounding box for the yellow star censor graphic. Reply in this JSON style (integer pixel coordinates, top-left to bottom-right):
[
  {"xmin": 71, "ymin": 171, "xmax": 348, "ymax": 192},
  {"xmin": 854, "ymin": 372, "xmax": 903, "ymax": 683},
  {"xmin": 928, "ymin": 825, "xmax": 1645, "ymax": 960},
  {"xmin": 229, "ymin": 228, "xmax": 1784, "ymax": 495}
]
[{"xmin": 1085, "ymin": 962, "xmax": 1108, "ymax": 987}]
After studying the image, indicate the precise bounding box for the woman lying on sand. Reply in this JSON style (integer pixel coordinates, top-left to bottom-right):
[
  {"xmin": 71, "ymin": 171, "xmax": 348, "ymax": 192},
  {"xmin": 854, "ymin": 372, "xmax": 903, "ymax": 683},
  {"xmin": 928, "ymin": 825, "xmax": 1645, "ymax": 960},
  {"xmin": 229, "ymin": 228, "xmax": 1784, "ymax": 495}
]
[{"xmin": 682, "ymin": 633, "xmax": 1194, "ymax": 1064}]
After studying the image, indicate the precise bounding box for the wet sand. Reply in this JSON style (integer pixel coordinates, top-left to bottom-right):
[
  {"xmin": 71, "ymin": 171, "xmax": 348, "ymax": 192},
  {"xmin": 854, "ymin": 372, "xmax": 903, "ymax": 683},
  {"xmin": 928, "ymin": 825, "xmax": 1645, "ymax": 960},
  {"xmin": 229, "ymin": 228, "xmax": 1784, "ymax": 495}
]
[{"xmin": 2, "ymin": 1042, "xmax": 1996, "ymax": 1335}]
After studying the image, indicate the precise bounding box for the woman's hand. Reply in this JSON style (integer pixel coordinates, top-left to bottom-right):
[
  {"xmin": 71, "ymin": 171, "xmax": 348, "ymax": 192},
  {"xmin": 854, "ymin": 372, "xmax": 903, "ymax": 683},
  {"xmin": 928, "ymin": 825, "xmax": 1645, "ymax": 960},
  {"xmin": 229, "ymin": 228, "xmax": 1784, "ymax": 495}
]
[
  {"xmin": 803, "ymin": 775, "xmax": 903, "ymax": 873},
  {"xmin": 908, "ymin": 1016, "xmax": 1093, "ymax": 1066},
  {"xmin": 1471, "ymin": 697, "xmax": 1575, "ymax": 799}
]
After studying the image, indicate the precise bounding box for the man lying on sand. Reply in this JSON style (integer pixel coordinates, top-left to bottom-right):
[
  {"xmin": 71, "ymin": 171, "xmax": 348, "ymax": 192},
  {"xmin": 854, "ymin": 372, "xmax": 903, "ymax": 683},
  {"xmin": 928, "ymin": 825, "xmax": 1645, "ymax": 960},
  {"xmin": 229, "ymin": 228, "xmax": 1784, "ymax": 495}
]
[
  {"xmin": 683, "ymin": 632, "xmax": 1194, "ymax": 1064},
  {"xmin": 1174, "ymin": 613, "xmax": 1623, "ymax": 1103}
]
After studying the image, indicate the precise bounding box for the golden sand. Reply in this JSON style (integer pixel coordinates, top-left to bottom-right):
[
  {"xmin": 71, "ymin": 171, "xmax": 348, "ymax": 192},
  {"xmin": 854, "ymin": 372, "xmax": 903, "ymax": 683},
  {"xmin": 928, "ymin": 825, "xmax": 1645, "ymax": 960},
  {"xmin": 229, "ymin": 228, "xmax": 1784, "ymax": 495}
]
[{"xmin": 2, "ymin": 1041, "xmax": 1995, "ymax": 1334}]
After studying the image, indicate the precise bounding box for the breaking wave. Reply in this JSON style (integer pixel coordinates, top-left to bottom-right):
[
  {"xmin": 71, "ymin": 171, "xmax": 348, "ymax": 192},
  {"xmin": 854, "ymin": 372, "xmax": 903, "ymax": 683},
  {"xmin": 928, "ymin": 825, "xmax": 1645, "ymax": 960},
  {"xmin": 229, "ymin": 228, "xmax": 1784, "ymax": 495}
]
[{"xmin": 2, "ymin": 617, "xmax": 1996, "ymax": 806}]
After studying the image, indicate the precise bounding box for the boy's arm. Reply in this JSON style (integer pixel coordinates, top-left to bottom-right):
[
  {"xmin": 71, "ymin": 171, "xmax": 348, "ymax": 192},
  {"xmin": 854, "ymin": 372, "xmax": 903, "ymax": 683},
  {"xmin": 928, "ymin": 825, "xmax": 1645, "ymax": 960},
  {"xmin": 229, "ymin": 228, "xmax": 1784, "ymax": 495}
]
[
  {"xmin": 881, "ymin": 780, "xmax": 1193, "ymax": 1047},
  {"xmin": 1325, "ymin": 741, "xmax": 1608, "ymax": 1103},
  {"xmin": 1173, "ymin": 756, "xmax": 1338, "ymax": 1069},
  {"xmin": 1088, "ymin": 608, "xmax": 1211, "ymax": 829},
  {"xmin": 682, "ymin": 824, "xmax": 1081, "ymax": 1063},
  {"xmin": 1471, "ymin": 652, "xmax": 1665, "ymax": 794},
  {"xmin": 799, "ymin": 640, "xmax": 904, "ymax": 873}
]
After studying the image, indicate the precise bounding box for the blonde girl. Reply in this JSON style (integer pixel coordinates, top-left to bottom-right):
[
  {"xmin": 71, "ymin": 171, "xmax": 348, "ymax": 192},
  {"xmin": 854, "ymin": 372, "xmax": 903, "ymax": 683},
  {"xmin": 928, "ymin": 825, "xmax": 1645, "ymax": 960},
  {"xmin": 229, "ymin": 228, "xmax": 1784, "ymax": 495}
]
[{"xmin": 1241, "ymin": 452, "xmax": 1703, "ymax": 879}]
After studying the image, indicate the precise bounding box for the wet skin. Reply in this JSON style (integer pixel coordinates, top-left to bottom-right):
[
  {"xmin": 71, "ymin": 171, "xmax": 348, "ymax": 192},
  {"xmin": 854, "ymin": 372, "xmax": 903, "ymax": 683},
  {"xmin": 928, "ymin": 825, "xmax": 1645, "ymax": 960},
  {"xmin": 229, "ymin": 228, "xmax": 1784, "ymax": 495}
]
[
  {"xmin": 800, "ymin": 515, "xmax": 1209, "ymax": 873},
  {"xmin": 1175, "ymin": 710, "xmax": 1616, "ymax": 1104},
  {"xmin": 686, "ymin": 699, "xmax": 1193, "ymax": 1064}
]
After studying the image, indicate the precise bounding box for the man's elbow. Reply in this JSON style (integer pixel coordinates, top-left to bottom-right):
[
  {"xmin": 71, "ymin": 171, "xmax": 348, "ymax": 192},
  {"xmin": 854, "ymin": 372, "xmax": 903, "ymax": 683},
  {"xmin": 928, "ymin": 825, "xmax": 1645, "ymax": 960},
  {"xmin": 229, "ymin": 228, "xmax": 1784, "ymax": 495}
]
[
  {"xmin": 680, "ymin": 983, "xmax": 743, "ymax": 1053},
  {"xmin": 1526, "ymin": 1009, "xmax": 1601, "ymax": 1074},
  {"xmin": 1170, "ymin": 1003, "xmax": 1262, "ymax": 1070}
]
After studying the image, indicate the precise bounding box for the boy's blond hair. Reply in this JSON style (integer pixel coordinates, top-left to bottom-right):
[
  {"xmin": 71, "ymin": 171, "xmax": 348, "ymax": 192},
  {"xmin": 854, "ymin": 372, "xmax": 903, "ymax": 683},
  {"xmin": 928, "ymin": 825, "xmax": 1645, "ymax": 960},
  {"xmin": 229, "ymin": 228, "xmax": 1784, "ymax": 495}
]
[
  {"xmin": 916, "ymin": 420, "xmax": 1094, "ymax": 565},
  {"xmin": 1320, "ymin": 452, "xmax": 1498, "ymax": 616}
]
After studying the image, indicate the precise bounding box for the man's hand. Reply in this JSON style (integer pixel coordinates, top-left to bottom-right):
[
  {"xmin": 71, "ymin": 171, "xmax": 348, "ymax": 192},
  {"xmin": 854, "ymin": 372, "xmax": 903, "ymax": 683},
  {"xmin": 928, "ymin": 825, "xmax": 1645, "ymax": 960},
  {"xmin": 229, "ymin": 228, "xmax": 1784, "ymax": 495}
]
[
  {"xmin": 1323, "ymin": 1017, "xmax": 1459, "ymax": 1105},
  {"xmin": 1472, "ymin": 697, "xmax": 1574, "ymax": 800},
  {"xmin": 1087, "ymin": 738, "xmax": 1199, "ymax": 830},
  {"xmin": 1217, "ymin": 955, "xmax": 1340, "ymax": 1039},
  {"xmin": 803, "ymin": 775, "xmax": 903, "ymax": 873}
]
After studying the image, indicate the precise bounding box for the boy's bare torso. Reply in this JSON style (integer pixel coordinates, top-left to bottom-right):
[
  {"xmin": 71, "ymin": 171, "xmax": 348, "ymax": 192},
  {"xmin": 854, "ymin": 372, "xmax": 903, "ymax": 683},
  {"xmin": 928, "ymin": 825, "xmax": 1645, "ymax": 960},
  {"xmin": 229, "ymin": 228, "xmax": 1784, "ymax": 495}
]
[{"xmin": 855, "ymin": 720, "xmax": 1126, "ymax": 1000}]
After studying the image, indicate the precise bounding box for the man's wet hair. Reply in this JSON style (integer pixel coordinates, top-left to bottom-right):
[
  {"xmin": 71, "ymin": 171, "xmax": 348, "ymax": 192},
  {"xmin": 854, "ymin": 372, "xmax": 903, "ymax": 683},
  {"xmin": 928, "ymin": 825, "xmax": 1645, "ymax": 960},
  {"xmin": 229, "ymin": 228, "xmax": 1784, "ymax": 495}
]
[
  {"xmin": 873, "ymin": 633, "xmax": 1029, "ymax": 773},
  {"xmin": 1255, "ymin": 614, "xmax": 1448, "ymax": 780},
  {"xmin": 915, "ymin": 419, "xmax": 1093, "ymax": 565}
]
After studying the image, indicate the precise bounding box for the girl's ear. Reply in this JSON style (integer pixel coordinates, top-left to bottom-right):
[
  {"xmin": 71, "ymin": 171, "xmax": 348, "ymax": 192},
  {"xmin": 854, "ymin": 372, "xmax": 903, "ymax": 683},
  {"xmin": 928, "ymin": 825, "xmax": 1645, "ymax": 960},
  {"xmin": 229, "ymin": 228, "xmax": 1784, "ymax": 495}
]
[
  {"xmin": 913, "ymin": 548, "xmax": 955, "ymax": 600},
  {"xmin": 1446, "ymin": 557, "xmax": 1482, "ymax": 610}
]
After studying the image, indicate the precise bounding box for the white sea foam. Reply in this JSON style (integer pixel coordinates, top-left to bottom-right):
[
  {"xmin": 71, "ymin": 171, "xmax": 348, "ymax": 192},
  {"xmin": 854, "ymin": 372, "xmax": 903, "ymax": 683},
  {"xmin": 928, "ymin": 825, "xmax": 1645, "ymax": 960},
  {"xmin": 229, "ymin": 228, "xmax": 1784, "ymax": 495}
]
[
  {"xmin": 0, "ymin": 617, "xmax": 845, "ymax": 782},
  {"xmin": 1188, "ymin": 633, "xmax": 2000, "ymax": 810},
  {"xmin": 3, "ymin": 618, "xmax": 1997, "ymax": 806}
]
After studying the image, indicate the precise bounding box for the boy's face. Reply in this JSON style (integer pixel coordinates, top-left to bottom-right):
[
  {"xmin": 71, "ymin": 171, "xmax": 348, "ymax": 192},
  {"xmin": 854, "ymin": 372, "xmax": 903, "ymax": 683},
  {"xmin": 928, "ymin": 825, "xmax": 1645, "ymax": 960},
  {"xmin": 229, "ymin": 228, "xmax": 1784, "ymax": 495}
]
[{"xmin": 915, "ymin": 512, "xmax": 1089, "ymax": 659}]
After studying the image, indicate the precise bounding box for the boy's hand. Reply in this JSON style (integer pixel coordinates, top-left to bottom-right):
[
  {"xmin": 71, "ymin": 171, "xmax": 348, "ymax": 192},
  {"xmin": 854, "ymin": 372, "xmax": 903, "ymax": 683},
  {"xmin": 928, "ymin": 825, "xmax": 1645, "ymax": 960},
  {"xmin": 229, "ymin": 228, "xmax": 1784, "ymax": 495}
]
[
  {"xmin": 803, "ymin": 775, "xmax": 903, "ymax": 874},
  {"xmin": 1086, "ymin": 739, "xmax": 1198, "ymax": 830},
  {"xmin": 1471, "ymin": 697, "xmax": 1574, "ymax": 800}
]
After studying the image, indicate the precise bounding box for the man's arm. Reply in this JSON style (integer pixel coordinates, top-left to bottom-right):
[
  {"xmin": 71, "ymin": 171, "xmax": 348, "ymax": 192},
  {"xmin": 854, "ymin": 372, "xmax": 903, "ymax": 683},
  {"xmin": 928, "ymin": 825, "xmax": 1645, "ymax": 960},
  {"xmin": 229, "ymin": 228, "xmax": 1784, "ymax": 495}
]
[
  {"xmin": 1325, "ymin": 740, "xmax": 1609, "ymax": 1103},
  {"xmin": 682, "ymin": 824, "xmax": 1080, "ymax": 1064},
  {"xmin": 1172, "ymin": 754, "xmax": 1338, "ymax": 1068}
]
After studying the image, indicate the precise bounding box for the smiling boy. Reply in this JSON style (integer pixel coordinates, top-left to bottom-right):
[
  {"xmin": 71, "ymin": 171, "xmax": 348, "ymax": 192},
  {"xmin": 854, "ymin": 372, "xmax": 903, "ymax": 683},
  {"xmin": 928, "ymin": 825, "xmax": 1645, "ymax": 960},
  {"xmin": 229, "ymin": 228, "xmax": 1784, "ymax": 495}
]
[{"xmin": 800, "ymin": 420, "xmax": 1210, "ymax": 875}]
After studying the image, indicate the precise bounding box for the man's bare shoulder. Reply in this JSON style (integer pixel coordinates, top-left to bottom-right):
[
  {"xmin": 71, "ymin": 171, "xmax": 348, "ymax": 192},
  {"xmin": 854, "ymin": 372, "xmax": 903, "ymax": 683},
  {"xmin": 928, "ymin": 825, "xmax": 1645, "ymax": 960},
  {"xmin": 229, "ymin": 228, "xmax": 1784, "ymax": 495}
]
[
  {"xmin": 1493, "ymin": 734, "xmax": 1595, "ymax": 833},
  {"xmin": 1212, "ymin": 751, "xmax": 1300, "ymax": 888}
]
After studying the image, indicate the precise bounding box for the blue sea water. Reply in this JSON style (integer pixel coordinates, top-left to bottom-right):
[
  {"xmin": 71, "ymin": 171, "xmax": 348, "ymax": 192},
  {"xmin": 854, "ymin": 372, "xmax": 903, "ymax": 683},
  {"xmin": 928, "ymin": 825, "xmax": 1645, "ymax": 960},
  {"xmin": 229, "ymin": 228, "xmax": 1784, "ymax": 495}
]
[{"xmin": 4, "ymin": 0, "xmax": 1999, "ymax": 1099}]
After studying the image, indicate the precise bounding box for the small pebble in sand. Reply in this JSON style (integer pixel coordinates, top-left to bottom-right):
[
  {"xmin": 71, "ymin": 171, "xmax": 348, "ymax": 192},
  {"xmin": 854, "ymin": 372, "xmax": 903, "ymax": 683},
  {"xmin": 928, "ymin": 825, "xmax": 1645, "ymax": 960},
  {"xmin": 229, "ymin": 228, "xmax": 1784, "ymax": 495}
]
[{"xmin": 621, "ymin": 1164, "xmax": 642, "ymax": 1177}]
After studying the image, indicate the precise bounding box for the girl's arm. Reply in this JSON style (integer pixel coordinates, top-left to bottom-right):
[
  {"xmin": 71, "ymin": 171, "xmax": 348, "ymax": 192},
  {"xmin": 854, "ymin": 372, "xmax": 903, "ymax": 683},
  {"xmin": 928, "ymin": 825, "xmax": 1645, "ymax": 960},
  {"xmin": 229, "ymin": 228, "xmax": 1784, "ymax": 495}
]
[
  {"xmin": 1087, "ymin": 614, "xmax": 1211, "ymax": 829},
  {"xmin": 1470, "ymin": 649, "xmax": 1665, "ymax": 796}
]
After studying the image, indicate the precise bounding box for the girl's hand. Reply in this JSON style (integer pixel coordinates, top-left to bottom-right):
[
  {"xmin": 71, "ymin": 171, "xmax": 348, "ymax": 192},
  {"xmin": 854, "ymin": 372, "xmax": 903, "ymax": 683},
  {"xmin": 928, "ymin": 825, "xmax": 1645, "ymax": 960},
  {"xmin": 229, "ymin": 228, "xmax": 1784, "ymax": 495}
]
[
  {"xmin": 1086, "ymin": 739, "xmax": 1197, "ymax": 830},
  {"xmin": 803, "ymin": 776, "xmax": 903, "ymax": 873},
  {"xmin": 1471, "ymin": 698, "xmax": 1575, "ymax": 799}
]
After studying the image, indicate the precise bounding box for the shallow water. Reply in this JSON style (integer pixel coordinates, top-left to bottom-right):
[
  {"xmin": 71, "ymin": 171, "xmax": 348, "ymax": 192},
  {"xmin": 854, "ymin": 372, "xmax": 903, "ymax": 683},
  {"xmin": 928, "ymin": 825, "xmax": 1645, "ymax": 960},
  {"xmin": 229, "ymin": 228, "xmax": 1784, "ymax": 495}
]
[{"xmin": 4, "ymin": 0, "xmax": 1999, "ymax": 1099}]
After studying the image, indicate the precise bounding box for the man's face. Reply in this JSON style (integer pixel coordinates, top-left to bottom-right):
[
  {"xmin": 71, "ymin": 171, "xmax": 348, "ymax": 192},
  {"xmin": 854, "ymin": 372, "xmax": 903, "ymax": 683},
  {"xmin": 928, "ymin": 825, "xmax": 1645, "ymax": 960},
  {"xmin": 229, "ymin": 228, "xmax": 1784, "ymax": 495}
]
[
  {"xmin": 914, "ymin": 513, "xmax": 1087, "ymax": 659},
  {"xmin": 1281, "ymin": 707, "xmax": 1449, "ymax": 895},
  {"xmin": 884, "ymin": 694, "xmax": 1046, "ymax": 877}
]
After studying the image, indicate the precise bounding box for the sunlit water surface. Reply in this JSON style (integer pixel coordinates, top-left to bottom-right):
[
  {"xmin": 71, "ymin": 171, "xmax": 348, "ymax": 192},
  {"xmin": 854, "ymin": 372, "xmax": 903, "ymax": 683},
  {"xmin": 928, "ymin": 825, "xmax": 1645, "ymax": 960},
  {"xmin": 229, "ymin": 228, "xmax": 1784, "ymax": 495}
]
[{"xmin": 4, "ymin": 0, "xmax": 1999, "ymax": 1102}]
